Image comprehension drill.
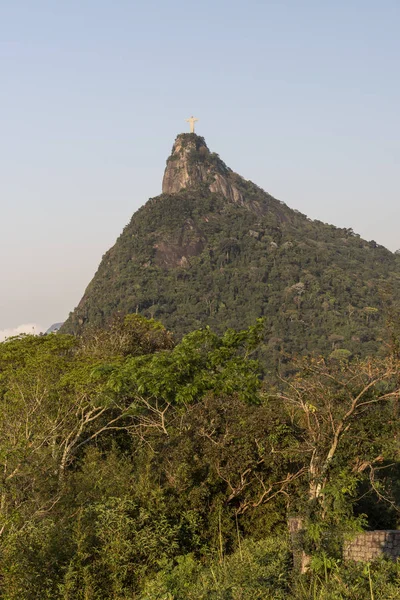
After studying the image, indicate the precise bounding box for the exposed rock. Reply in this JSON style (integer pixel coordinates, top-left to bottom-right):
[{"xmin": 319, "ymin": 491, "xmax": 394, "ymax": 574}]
[
  {"xmin": 162, "ymin": 133, "xmax": 244, "ymax": 204},
  {"xmin": 153, "ymin": 218, "xmax": 206, "ymax": 268}
]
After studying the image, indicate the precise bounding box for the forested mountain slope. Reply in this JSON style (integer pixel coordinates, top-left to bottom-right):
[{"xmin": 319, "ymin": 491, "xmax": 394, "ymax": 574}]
[{"xmin": 62, "ymin": 133, "xmax": 400, "ymax": 363}]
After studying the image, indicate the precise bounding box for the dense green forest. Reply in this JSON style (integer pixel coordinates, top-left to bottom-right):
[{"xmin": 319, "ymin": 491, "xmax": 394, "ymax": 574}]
[
  {"xmin": 1, "ymin": 315, "xmax": 400, "ymax": 599},
  {"xmin": 7, "ymin": 135, "xmax": 400, "ymax": 596},
  {"xmin": 62, "ymin": 134, "xmax": 400, "ymax": 375}
]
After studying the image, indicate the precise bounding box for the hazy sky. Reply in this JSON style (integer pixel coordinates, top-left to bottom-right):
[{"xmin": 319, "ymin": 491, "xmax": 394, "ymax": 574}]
[{"xmin": 1, "ymin": 0, "xmax": 399, "ymax": 334}]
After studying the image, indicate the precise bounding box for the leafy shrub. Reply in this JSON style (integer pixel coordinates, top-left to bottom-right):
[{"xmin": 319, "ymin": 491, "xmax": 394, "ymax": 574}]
[{"xmin": 140, "ymin": 536, "xmax": 292, "ymax": 600}]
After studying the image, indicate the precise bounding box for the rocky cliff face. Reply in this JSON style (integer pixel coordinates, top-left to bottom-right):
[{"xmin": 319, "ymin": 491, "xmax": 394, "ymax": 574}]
[{"xmin": 162, "ymin": 133, "xmax": 244, "ymax": 204}]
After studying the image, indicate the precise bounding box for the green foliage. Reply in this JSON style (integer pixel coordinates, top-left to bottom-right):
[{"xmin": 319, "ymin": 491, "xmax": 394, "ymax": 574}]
[
  {"xmin": 329, "ymin": 348, "xmax": 352, "ymax": 361},
  {"xmin": 5, "ymin": 133, "xmax": 400, "ymax": 595},
  {"xmin": 61, "ymin": 148, "xmax": 400, "ymax": 376},
  {"xmin": 105, "ymin": 323, "xmax": 262, "ymax": 404},
  {"xmin": 59, "ymin": 497, "xmax": 180, "ymax": 599},
  {"xmin": 0, "ymin": 318, "xmax": 399, "ymax": 598},
  {"xmin": 80, "ymin": 313, "xmax": 174, "ymax": 358},
  {"xmin": 0, "ymin": 520, "xmax": 70, "ymax": 600},
  {"xmin": 291, "ymin": 559, "xmax": 400, "ymax": 599},
  {"xmin": 140, "ymin": 537, "xmax": 292, "ymax": 600}
]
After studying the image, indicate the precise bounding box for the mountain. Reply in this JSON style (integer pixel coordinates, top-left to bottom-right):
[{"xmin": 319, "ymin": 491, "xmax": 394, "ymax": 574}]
[
  {"xmin": 62, "ymin": 133, "xmax": 400, "ymax": 365},
  {"xmin": 45, "ymin": 322, "xmax": 64, "ymax": 334}
]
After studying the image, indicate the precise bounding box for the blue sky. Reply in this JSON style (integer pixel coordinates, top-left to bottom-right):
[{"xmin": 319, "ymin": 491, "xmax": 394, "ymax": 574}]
[{"xmin": 1, "ymin": 0, "xmax": 399, "ymax": 333}]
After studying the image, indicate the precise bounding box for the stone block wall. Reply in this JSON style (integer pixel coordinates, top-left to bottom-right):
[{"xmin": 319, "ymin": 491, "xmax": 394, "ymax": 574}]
[{"xmin": 344, "ymin": 531, "xmax": 400, "ymax": 562}]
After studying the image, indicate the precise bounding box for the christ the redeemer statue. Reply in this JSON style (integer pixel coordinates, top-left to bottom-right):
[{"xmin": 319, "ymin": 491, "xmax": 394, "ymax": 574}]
[{"xmin": 186, "ymin": 116, "xmax": 198, "ymax": 133}]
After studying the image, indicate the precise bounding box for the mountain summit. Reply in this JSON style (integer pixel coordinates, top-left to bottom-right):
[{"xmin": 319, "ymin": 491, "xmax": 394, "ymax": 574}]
[
  {"xmin": 162, "ymin": 133, "xmax": 244, "ymax": 204},
  {"xmin": 62, "ymin": 133, "xmax": 400, "ymax": 365}
]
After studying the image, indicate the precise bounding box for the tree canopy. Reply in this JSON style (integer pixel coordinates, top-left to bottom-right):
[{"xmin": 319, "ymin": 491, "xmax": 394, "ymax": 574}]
[{"xmin": 1, "ymin": 316, "xmax": 400, "ymax": 598}]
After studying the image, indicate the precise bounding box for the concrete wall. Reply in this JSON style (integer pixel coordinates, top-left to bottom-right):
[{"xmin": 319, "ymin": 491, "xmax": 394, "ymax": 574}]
[{"xmin": 344, "ymin": 531, "xmax": 400, "ymax": 562}]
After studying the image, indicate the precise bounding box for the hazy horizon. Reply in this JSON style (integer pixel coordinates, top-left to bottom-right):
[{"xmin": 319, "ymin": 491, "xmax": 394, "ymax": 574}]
[{"xmin": 2, "ymin": 1, "xmax": 399, "ymax": 334}]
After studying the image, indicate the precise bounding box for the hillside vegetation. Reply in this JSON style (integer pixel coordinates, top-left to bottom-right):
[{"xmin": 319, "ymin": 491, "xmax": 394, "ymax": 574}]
[
  {"xmin": 62, "ymin": 134, "xmax": 400, "ymax": 371},
  {"xmin": 1, "ymin": 316, "xmax": 400, "ymax": 598},
  {"xmin": 37, "ymin": 136, "xmax": 400, "ymax": 598}
]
